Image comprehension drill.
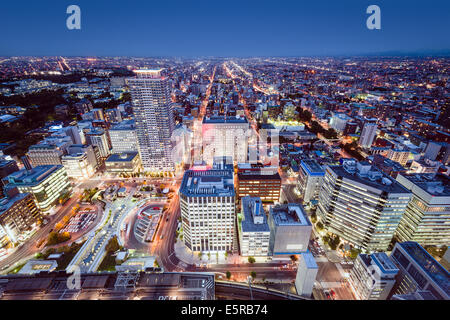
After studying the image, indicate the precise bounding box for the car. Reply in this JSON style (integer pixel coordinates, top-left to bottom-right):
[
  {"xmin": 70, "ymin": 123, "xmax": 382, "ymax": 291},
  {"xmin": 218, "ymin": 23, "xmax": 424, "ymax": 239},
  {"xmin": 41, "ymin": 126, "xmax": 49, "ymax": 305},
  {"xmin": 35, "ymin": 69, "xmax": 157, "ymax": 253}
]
[
  {"xmin": 325, "ymin": 291, "xmax": 331, "ymax": 299},
  {"xmin": 330, "ymin": 289, "xmax": 336, "ymax": 298}
]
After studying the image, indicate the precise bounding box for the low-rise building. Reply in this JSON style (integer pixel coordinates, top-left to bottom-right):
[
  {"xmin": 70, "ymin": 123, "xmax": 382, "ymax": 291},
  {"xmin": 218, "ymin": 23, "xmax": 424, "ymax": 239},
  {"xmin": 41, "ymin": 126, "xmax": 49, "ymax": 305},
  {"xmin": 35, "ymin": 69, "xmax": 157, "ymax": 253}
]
[
  {"xmin": 18, "ymin": 259, "xmax": 58, "ymax": 275},
  {"xmin": 105, "ymin": 152, "xmax": 142, "ymax": 174},
  {"xmin": 295, "ymin": 252, "xmax": 318, "ymax": 298},
  {"xmin": 268, "ymin": 203, "xmax": 312, "ymax": 258},
  {"xmin": 236, "ymin": 163, "xmax": 281, "ymax": 203}
]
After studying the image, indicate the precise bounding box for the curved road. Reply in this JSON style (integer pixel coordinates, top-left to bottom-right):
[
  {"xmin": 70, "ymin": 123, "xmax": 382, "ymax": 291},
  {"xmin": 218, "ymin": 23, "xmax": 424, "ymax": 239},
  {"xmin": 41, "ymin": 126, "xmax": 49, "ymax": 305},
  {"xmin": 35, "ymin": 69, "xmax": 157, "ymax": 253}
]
[{"xmin": 0, "ymin": 191, "xmax": 82, "ymax": 272}]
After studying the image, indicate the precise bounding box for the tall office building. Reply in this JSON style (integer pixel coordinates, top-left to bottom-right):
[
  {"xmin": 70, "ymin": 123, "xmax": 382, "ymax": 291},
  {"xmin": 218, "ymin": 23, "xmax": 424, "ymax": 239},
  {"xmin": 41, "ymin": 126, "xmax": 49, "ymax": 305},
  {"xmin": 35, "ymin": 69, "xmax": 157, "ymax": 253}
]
[
  {"xmin": 66, "ymin": 144, "xmax": 98, "ymax": 170},
  {"xmin": 179, "ymin": 167, "xmax": 235, "ymax": 252},
  {"xmin": 85, "ymin": 129, "xmax": 111, "ymax": 159},
  {"xmin": 389, "ymin": 242, "xmax": 449, "ymax": 300},
  {"xmin": 63, "ymin": 126, "xmax": 83, "ymax": 145},
  {"xmin": 329, "ymin": 112, "xmax": 352, "ymax": 133},
  {"xmin": 109, "ymin": 120, "xmax": 139, "ymax": 154},
  {"xmin": 92, "ymin": 108, "xmax": 105, "ymax": 121},
  {"xmin": 62, "ymin": 152, "xmax": 96, "ymax": 179},
  {"xmin": 349, "ymin": 252, "xmax": 399, "ymax": 300},
  {"xmin": 127, "ymin": 69, "xmax": 175, "ymax": 172},
  {"xmin": 317, "ymin": 159, "xmax": 412, "ymax": 252},
  {"xmin": 297, "ymin": 159, "xmax": 325, "ymax": 204},
  {"xmin": 202, "ymin": 115, "xmax": 249, "ymax": 165},
  {"xmin": 358, "ymin": 120, "xmax": 377, "ymax": 149},
  {"xmin": 395, "ymin": 173, "xmax": 450, "ymax": 246}
]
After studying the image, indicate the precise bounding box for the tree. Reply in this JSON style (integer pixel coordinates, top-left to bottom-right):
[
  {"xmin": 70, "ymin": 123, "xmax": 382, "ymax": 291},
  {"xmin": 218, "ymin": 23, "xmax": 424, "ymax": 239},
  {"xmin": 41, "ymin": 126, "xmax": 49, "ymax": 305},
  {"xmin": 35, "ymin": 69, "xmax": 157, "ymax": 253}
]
[
  {"xmin": 46, "ymin": 231, "xmax": 71, "ymax": 246},
  {"xmin": 324, "ymin": 128, "xmax": 338, "ymax": 140},
  {"xmin": 349, "ymin": 248, "xmax": 361, "ymax": 259},
  {"xmin": 310, "ymin": 121, "xmax": 324, "ymax": 134},
  {"xmin": 226, "ymin": 271, "xmax": 231, "ymax": 280},
  {"xmin": 248, "ymin": 256, "xmax": 256, "ymax": 264},
  {"xmin": 105, "ymin": 236, "xmax": 120, "ymax": 253},
  {"xmin": 310, "ymin": 212, "xmax": 317, "ymax": 224},
  {"xmin": 290, "ymin": 255, "xmax": 298, "ymax": 262},
  {"xmin": 316, "ymin": 221, "xmax": 324, "ymax": 231},
  {"xmin": 198, "ymin": 251, "xmax": 203, "ymax": 260},
  {"xmin": 250, "ymin": 271, "xmax": 256, "ymax": 280}
]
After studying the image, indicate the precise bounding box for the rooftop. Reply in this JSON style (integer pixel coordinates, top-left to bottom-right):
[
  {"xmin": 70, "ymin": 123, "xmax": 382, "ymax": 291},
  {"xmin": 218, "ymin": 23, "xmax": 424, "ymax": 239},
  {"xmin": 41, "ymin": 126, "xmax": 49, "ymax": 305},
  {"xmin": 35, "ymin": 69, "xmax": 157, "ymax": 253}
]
[
  {"xmin": 202, "ymin": 115, "xmax": 248, "ymax": 124},
  {"xmin": 301, "ymin": 252, "xmax": 318, "ymax": 269},
  {"xmin": 397, "ymin": 242, "xmax": 450, "ymax": 296},
  {"xmin": 270, "ymin": 203, "xmax": 311, "ymax": 226},
  {"xmin": 397, "ymin": 173, "xmax": 450, "ymax": 197},
  {"xmin": 180, "ymin": 169, "xmax": 234, "ymax": 197},
  {"xmin": 371, "ymin": 252, "xmax": 399, "ymax": 274},
  {"xmin": 300, "ymin": 159, "xmax": 325, "ymax": 176},
  {"xmin": 241, "ymin": 197, "xmax": 270, "ymax": 233},
  {"xmin": 105, "ymin": 152, "xmax": 139, "ymax": 162},
  {"xmin": 110, "ymin": 120, "xmax": 135, "ymax": 131},
  {"xmin": 0, "ymin": 192, "xmax": 30, "ymax": 217},
  {"xmin": 329, "ymin": 159, "xmax": 410, "ymax": 194},
  {"xmin": 18, "ymin": 260, "xmax": 58, "ymax": 275},
  {"xmin": 238, "ymin": 172, "xmax": 281, "ymax": 181},
  {"xmin": 4, "ymin": 165, "xmax": 64, "ymax": 187}
]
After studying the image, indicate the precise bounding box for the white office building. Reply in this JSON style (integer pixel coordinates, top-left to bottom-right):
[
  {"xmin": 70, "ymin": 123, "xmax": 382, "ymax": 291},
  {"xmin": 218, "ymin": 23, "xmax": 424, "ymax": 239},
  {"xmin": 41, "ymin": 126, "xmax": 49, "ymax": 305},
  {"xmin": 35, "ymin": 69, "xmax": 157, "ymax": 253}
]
[
  {"xmin": 297, "ymin": 159, "xmax": 325, "ymax": 204},
  {"xmin": 395, "ymin": 173, "xmax": 450, "ymax": 246},
  {"xmin": 329, "ymin": 112, "xmax": 352, "ymax": 132},
  {"xmin": 390, "ymin": 242, "xmax": 450, "ymax": 300},
  {"xmin": 202, "ymin": 115, "xmax": 249, "ymax": 165},
  {"xmin": 358, "ymin": 121, "xmax": 377, "ymax": 149},
  {"xmin": 295, "ymin": 252, "xmax": 318, "ymax": 297},
  {"xmin": 62, "ymin": 152, "xmax": 95, "ymax": 179},
  {"xmin": 238, "ymin": 197, "xmax": 271, "ymax": 257},
  {"xmin": 179, "ymin": 168, "xmax": 235, "ymax": 253},
  {"xmin": 349, "ymin": 252, "xmax": 399, "ymax": 300},
  {"xmin": 109, "ymin": 120, "xmax": 139, "ymax": 154},
  {"xmin": 317, "ymin": 159, "xmax": 412, "ymax": 252},
  {"xmin": 2, "ymin": 165, "xmax": 72, "ymax": 213},
  {"xmin": 85, "ymin": 129, "xmax": 111, "ymax": 159},
  {"xmin": 26, "ymin": 144, "xmax": 65, "ymax": 167},
  {"xmin": 127, "ymin": 69, "xmax": 175, "ymax": 172}
]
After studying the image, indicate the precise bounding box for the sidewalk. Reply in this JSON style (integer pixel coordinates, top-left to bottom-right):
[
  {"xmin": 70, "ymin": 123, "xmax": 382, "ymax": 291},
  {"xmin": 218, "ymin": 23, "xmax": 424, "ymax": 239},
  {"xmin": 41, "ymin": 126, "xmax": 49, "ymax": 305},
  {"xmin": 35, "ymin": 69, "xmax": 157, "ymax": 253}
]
[{"xmin": 174, "ymin": 237, "xmax": 277, "ymax": 266}]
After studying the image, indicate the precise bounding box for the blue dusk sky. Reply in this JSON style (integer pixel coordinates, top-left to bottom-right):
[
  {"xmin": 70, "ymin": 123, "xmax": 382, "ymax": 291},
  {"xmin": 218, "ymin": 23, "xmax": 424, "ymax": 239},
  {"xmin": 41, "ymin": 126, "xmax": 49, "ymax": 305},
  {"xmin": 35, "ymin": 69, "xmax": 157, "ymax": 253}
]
[{"xmin": 0, "ymin": 0, "xmax": 449, "ymax": 57}]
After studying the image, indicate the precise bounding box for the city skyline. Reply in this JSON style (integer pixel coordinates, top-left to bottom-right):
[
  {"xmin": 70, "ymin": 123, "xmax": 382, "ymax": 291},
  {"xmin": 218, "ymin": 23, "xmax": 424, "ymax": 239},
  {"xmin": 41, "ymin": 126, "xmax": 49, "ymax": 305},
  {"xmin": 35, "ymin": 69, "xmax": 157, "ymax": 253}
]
[{"xmin": 0, "ymin": 0, "xmax": 448, "ymax": 305}]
